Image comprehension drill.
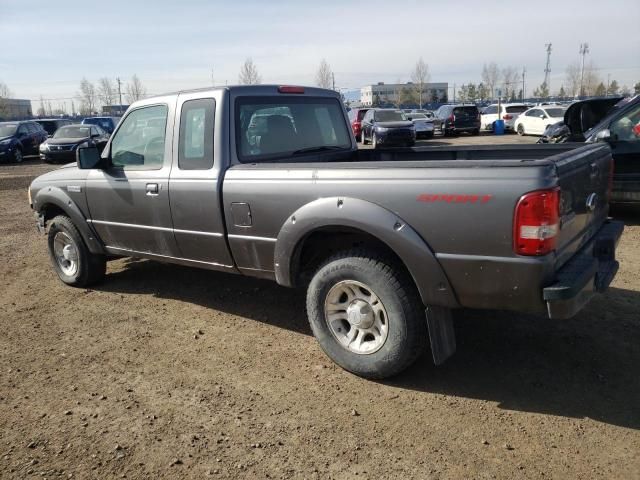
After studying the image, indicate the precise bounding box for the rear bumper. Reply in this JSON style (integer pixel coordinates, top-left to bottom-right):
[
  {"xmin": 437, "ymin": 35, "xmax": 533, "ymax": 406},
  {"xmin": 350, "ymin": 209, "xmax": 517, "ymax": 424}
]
[
  {"xmin": 611, "ymin": 177, "xmax": 640, "ymax": 204},
  {"xmin": 543, "ymin": 220, "xmax": 624, "ymax": 319},
  {"xmin": 437, "ymin": 220, "xmax": 624, "ymax": 318}
]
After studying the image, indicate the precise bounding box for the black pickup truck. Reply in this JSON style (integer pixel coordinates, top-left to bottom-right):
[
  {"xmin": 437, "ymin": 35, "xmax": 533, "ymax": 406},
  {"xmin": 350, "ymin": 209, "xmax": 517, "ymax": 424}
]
[{"xmin": 28, "ymin": 85, "xmax": 624, "ymax": 379}]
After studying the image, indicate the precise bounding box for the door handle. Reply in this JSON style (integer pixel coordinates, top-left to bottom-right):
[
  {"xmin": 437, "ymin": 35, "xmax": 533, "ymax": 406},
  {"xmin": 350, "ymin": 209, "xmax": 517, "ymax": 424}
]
[{"xmin": 146, "ymin": 183, "xmax": 160, "ymax": 196}]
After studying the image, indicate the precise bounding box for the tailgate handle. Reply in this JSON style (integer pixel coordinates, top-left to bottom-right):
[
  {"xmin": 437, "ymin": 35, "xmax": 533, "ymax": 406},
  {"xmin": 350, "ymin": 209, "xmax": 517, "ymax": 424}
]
[{"xmin": 590, "ymin": 162, "xmax": 600, "ymax": 179}]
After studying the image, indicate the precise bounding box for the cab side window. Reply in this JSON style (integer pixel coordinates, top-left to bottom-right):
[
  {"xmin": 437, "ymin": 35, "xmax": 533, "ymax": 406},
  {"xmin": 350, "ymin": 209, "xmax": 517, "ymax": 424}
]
[
  {"xmin": 178, "ymin": 98, "xmax": 215, "ymax": 170},
  {"xmin": 610, "ymin": 104, "xmax": 640, "ymax": 142},
  {"xmin": 110, "ymin": 105, "xmax": 168, "ymax": 170}
]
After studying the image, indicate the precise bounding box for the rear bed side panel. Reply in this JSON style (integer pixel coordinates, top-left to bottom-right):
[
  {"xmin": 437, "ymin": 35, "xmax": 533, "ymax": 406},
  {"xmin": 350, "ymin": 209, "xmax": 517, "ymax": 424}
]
[{"xmin": 222, "ymin": 163, "xmax": 555, "ymax": 310}]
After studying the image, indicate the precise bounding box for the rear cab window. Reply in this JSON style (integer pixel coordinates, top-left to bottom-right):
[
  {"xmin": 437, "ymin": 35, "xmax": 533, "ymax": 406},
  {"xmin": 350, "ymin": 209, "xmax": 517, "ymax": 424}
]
[
  {"xmin": 505, "ymin": 105, "xmax": 529, "ymax": 114},
  {"xmin": 235, "ymin": 96, "xmax": 351, "ymax": 162}
]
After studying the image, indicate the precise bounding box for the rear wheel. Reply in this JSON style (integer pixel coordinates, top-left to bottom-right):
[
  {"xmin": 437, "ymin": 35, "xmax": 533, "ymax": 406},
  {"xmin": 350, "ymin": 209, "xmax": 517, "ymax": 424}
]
[
  {"xmin": 472, "ymin": 128, "xmax": 480, "ymax": 136},
  {"xmin": 517, "ymin": 124, "xmax": 525, "ymax": 136},
  {"xmin": 306, "ymin": 250, "xmax": 428, "ymax": 379},
  {"xmin": 47, "ymin": 215, "xmax": 106, "ymax": 287},
  {"xmin": 372, "ymin": 132, "xmax": 378, "ymax": 149},
  {"xmin": 361, "ymin": 129, "xmax": 368, "ymax": 145}
]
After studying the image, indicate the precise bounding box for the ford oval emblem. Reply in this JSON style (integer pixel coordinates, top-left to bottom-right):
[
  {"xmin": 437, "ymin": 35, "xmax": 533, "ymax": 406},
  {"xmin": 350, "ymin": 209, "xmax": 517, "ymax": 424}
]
[{"xmin": 586, "ymin": 193, "xmax": 598, "ymax": 211}]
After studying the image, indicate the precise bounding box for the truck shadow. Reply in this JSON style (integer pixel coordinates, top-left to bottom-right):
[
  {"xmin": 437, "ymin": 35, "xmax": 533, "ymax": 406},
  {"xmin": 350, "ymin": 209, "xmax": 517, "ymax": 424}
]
[
  {"xmin": 611, "ymin": 204, "xmax": 640, "ymax": 226},
  {"xmin": 98, "ymin": 259, "xmax": 640, "ymax": 430}
]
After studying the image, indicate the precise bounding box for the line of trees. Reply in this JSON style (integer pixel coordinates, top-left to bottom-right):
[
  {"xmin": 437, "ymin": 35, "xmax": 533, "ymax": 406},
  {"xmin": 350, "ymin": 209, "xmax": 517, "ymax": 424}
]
[
  {"xmin": 70, "ymin": 75, "xmax": 147, "ymax": 115},
  {"xmin": 0, "ymin": 80, "xmax": 12, "ymax": 118}
]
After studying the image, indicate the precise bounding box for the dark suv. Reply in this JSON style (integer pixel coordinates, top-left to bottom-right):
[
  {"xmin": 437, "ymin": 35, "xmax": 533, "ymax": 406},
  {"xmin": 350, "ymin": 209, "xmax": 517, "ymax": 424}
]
[
  {"xmin": 36, "ymin": 118, "xmax": 73, "ymax": 137},
  {"xmin": 81, "ymin": 116, "xmax": 121, "ymax": 134},
  {"xmin": 360, "ymin": 108, "xmax": 416, "ymax": 148},
  {"xmin": 0, "ymin": 120, "xmax": 48, "ymax": 163},
  {"xmin": 436, "ymin": 104, "xmax": 481, "ymax": 136}
]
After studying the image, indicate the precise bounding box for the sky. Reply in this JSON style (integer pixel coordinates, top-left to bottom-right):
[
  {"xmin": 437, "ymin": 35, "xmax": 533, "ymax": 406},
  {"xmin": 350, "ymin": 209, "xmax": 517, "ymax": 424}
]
[{"xmin": 1, "ymin": 0, "xmax": 639, "ymax": 110}]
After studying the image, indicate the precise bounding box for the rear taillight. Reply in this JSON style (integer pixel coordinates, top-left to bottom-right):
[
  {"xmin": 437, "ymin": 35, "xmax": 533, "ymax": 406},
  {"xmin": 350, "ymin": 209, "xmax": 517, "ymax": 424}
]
[
  {"xmin": 503, "ymin": 114, "xmax": 513, "ymax": 120},
  {"xmin": 513, "ymin": 188, "xmax": 561, "ymax": 256},
  {"xmin": 448, "ymin": 114, "xmax": 455, "ymax": 122}
]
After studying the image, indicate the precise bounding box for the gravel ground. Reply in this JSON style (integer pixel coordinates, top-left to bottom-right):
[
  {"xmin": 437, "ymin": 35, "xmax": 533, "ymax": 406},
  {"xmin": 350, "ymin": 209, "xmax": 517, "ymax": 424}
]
[{"xmin": 0, "ymin": 146, "xmax": 638, "ymax": 480}]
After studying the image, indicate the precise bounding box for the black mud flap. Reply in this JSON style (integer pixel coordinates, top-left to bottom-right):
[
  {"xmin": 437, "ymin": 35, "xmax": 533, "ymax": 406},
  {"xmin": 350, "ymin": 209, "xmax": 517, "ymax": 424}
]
[{"xmin": 425, "ymin": 305, "xmax": 456, "ymax": 365}]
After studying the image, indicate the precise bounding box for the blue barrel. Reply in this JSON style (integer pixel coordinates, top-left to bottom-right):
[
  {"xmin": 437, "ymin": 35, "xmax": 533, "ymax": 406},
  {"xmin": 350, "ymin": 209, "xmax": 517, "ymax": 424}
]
[{"xmin": 494, "ymin": 119, "xmax": 505, "ymax": 135}]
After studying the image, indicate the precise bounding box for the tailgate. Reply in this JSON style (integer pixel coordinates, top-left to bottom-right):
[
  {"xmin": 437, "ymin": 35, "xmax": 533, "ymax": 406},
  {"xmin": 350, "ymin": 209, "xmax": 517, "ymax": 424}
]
[{"xmin": 553, "ymin": 144, "xmax": 613, "ymax": 266}]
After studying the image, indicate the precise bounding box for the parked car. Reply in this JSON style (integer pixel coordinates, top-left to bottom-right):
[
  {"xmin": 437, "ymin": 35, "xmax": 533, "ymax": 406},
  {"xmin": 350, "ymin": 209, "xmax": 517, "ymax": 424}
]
[
  {"xmin": 480, "ymin": 103, "xmax": 531, "ymax": 132},
  {"xmin": 405, "ymin": 112, "xmax": 434, "ymax": 138},
  {"xmin": 81, "ymin": 116, "xmax": 121, "ymax": 134},
  {"xmin": 35, "ymin": 118, "xmax": 73, "ymax": 137},
  {"xmin": 538, "ymin": 95, "xmax": 640, "ymax": 204},
  {"xmin": 347, "ymin": 108, "xmax": 370, "ymax": 142},
  {"xmin": 435, "ymin": 104, "xmax": 480, "ymax": 135},
  {"xmin": 0, "ymin": 120, "xmax": 48, "ymax": 163},
  {"xmin": 28, "ymin": 85, "xmax": 622, "ymax": 380},
  {"xmin": 40, "ymin": 124, "xmax": 110, "ymax": 164},
  {"xmin": 360, "ymin": 108, "xmax": 416, "ymax": 148},
  {"xmin": 514, "ymin": 106, "xmax": 566, "ymax": 136}
]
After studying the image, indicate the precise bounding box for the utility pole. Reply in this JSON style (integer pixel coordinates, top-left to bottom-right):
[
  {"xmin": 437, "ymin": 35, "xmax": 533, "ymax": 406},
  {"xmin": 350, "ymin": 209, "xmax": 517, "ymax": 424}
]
[
  {"xmin": 453, "ymin": 83, "xmax": 456, "ymax": 103},
  {"xmin": 522, "ymin": 67, "xmax": 526, "ymax": 101},
  {"xmin": 116, "ymin": 77, "xmax": 123, "ymax": 112},
  {"xmin": 579, "ymin": 42, "xmax": 589, "ymax": 97},
  {"xmin": 544, "ymin": 43, "xmax": 552, "ymax": 98},
  {"xmin": 332, "ymin": 72, "xmax": 335, "ymax": 91}
]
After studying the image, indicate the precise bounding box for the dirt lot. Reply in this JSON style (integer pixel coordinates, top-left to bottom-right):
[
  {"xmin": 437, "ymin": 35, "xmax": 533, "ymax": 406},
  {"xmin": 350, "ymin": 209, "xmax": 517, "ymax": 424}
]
[{"xmin": 1, "ymin": 142, "xmax": 639, "ymax": 479}]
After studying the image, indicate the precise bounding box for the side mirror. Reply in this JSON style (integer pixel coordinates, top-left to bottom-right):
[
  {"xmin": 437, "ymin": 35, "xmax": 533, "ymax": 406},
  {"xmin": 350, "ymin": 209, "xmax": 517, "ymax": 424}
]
[
  {"xmin": 77, "ymin": 146, "xmax": 103, "ymax": 169},
  {"xmin": 539, "ymin": 114, "xmax": 546, "ymax": 119},
  {"xmin": 594, "ymin": 129, "xmax": 611, "ymax": 142}
]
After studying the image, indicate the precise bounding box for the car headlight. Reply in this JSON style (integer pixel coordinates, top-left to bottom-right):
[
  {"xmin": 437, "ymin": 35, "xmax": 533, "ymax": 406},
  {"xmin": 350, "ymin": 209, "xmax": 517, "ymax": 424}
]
[
  {"xmin": 39, "ymin": 142, "xmax": 49, "ymax": 152},
  {"xmin": 375, "ymin": 126, "xmax": 389, "ymax": 133},
  {"xmin": 0, "ymin": 139, "xmax": 11, "ymax": 146}
]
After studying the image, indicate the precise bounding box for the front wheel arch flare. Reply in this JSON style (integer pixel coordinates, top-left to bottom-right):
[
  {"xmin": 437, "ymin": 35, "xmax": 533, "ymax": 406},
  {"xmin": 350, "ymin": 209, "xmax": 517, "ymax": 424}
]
[{"xmin": 274, "ymin": 197, "xmax": 459, "ymax": 309}]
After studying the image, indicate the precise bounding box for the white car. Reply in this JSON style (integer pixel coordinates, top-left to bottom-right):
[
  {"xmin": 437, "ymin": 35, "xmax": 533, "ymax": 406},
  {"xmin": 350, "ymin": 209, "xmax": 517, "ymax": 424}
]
[
  {"xmin": 514, "ymin": 105, "xmax": 566, "ymax": 136},
  {"xmin": 480, "ymin": 103, "xmax": 531, "ymax": 132}
]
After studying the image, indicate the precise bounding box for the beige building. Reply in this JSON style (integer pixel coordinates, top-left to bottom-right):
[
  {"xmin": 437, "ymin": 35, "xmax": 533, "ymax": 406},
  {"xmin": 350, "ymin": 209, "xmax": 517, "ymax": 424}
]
[
  {"xmin": 0, "ymin": 98, "xmax": 33, "ymax": 120},
  {"xmin": 360, "ymin": 82, "xmax": 448, "ymax": 107}
]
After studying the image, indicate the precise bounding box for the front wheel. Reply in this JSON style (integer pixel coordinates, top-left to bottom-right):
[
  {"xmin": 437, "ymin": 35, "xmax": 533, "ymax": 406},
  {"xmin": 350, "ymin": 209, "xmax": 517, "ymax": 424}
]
[
  {"xmin": 361, "ymin": 129, "xmax": 368, "ymax": 145},
  {"xmin": 47, "ymin": 215, "xmax": 106, "ymax": 287},
  {"xmin": 306, "ymin": 250, "xmax": 428, "ymax": 379},
  {"xmin": 13, "ymin": 147, "xmax": 23, "ymax": 163},
  {"xmin": 517, "ymin": 124, "xmax": 525, "ymax": 136},
  {"xmin": 372, "ymin": 132, "xmax": 378, "ymax": 149}
]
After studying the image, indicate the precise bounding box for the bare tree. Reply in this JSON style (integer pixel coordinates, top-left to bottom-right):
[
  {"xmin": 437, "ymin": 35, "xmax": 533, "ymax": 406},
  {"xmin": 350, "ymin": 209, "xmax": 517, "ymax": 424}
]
[
  {"xmin": 315, "ymin": 59, "xmax": 333, "ymax": 89},
  {"xmin": 238, "ymin": 58, "xmax": 261, "ymax": 85},
  {"xmin": 0, "ymin": 81, "xmax": 11, "ymax": 118},
  {"xmin": 37, "ymin": 95, "xmax": 46, "ymax": 117},
  {"xmin": 501, "ymin": 66, "xmax": 520, "ymax": 100},
  {"xmin": 78, "ymin": 78, "xmax": 97, "ymax": 115},
  {"xmin": 582, "ymin": 62, "xmax": 601, "ymax": 96},
  {"xmin": 98, "ymin": 77, "xmax": 116, "ymax": 107},
  {"xmin": 410, "ymin": 57, "xmax": 430, "ymax": 108},
  {"xmin": 481, "ymin": 62, "xmax": 499, "ymax": 100},
  {"xmin": 565, "ymin": 62, "xmax": 582, "ymax": 97},
  {"xmin": 125, "ymin": 74, "xmax": 147, "ymax": 103}
]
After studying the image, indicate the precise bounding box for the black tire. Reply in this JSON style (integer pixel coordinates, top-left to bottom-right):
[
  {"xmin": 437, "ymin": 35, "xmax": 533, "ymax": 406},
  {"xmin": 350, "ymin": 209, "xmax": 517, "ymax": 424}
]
[
  {"xmin": 47, "ymin": 215, "xmax": 106, "ymax": 287},
  {"xmin": 372, "ymin": 132, "xmax": 378, "ymax": 149},
  {"xmin": 13, "ymin": 147, "xmax": 23, "ymax": 163},
  {"xmin": 472, "ymin": 128, "xmax": 480, "ymax": 136},
  {"xmin": 361, "ymin": 129, "xmax": 368, "ymax": 145},
  {"xmin": 406, "ymin": 140, "xmax": 416, "ymax": 147},
  {"xmin": 306, "ymin": 250, "xmax": 428, "ymax": 379},
  {"xmin": 517, "ymin": 124, "xmax": 525, "ymax": 136}
]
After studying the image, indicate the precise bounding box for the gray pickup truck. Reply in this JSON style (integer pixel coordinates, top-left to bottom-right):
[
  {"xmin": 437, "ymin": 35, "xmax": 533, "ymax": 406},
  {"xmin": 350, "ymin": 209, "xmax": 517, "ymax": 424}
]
[{"xmin": 28, "ymin": 85, "xmax": 624, "ymax": 379}]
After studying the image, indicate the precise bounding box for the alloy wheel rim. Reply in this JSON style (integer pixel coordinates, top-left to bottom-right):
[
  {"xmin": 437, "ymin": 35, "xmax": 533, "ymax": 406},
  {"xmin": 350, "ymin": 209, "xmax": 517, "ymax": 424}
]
[
  {"xmin": 53, "ymin": 232, "xmax": 79, "ymax": 276},
  {"xmin": 324, "ymin": 280, "xmax": 389, "ymax": 355}
]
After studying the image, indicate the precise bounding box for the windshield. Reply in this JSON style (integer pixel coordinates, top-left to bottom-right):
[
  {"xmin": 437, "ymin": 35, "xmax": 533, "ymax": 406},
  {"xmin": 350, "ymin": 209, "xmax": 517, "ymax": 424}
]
[
  {"xmin": 375, "ymin": 110, "xmax": 405, "ymax": 122},
  {"xmin": 545, "ymin": 108, "xmax": 565, "ymax": 118},
  {"xmin": 0, "ymin": 124, "xmax": 18, "ymax": 137},
  {"xmin": 409, "ymin": 113, "xmax": 427, "ymax": 119},
  {"xmin": 54, "ymin": 126, "xmax": 91, "ymax": 138},
  {"xmin": 236, "ymin": 96, "xmax": 351, "ymax": 162},
  {"xmin": 83, "ymin": 117, "xmax": 115, "ymax": 132}
]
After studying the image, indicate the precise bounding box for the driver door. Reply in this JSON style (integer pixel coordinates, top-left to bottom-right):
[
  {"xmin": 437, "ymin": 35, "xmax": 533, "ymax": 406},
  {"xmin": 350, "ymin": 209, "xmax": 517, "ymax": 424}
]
[{"xmin": 86, "ymin": 101, "xmax": 180, "ymax": 257}]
